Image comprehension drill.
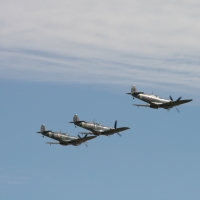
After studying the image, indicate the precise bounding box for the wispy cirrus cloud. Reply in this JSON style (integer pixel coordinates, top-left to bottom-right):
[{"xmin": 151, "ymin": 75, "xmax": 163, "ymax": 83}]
[
  {"xmin": 0, "ymin": 171, "xmax": 30, "ymax": 185},
  {"xmin": 1, "ymin": 0, "xmax": 200, "ymax": 54},
  {"xmin": 0, "ymin": 48, "xmax": 199, "ymax": 92},
  {"xmin": 0, "ymin": 167, "xmax": 29, "ymax": 185},
  {"xmin": 0, "ymin": 0, "xmax": 200, "ymax": 94}
]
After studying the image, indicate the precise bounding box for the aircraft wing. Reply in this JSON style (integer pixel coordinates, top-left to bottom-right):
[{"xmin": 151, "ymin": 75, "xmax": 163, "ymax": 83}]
[
  {"xmin": 133, "ymin": 104, "xmax": 150, "ymax": 107},
  {"xmin": 69, "ymin": 136, "xmax": 97, "ymax": 145},
  {"xmin": 160, "ymin": 99, "xmax": 192, "ymax": 107},
  {"xmin": 46, "ymin": 142, "xmax": 60, "ymax": 145},
  {"xmin": 103, "ymin": 127, "xmax": 130, "ymax": 134},
  {"xmin": 79, "ymin": 132, "xmax": 94, "ymax": 135}
]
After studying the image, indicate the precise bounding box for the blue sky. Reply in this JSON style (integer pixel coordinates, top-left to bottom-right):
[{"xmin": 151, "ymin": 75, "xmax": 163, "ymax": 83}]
[{"xmin": 1, "ymin": 1, "xmax": 200, "ymax": 200}]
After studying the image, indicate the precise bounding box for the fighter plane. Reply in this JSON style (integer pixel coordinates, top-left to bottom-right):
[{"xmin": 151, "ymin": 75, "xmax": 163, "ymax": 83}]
[
  {"xmin": 126, "ymin": 85, "xmax": 192, "ymax": 112},
  {"xmin": 37, "ymin": 124, "xmax": 97, "ymax": 146},
  {"xmin": 69, "ymin": 114, "xmax": 130, "ymax": 136}
]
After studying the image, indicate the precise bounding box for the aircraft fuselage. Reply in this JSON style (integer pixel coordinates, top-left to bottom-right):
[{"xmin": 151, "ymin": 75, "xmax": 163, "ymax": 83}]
[
  {"xmin": 74, "ymin": 122, "xmax": 113, "ymax": 134},
  {"xmin": 133, "ymin": 93, "xmax": 173, "ymax": 108},
  {"xmin": 127, "ymin": 85, "xmax": 192, "ymax": 110},
  {"xmin": 41, "ymin": 131, "xmax": 79, "ymax": 146}
]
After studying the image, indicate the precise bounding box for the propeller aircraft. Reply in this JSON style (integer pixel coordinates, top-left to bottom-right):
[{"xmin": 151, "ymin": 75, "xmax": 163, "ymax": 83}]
[
  {"xmin": 37, "ymin": 124, "xmax": 97, "ymax": 147},
  {"xmin": 126, "ymin": 85, "xmax": 192, "ymax": 112},
  {"xmin": 69, "ymin": 114, "xmax": 130, "ymax": 136}
]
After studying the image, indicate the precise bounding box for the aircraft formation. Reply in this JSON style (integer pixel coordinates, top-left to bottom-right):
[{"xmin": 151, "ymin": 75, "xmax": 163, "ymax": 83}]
[{"xmin": 37, "ymin": 85, "xmax": 192, "ymax": 147}]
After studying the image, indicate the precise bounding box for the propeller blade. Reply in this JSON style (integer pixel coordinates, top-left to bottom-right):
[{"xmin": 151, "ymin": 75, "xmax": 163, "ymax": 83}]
[
  {"xmin": 78, "ymin": 134, "xmax": 81, "ymax": 138},
  {"xmin": 175, "ymin": 106, "xmax": 180, "ymax": 113},
  {"xmin": 84, "ymin": 142, "xmax": 88, "ymax": 147},
  {"xmin": 170, "ymin": 95, "xmax": 181, "ymax": 112},
  {"xmin": 84, "ymin": 134, "xmax": 88, "ymax": 138},
  {"xmin": 177, "ymin": 96, "xmax": 182, "ymax": 101},
  {"xmin": 114, "ymin": 120, "xmax": 117, "ymax": 129},
  {"xmin": 117, "ymin": 132, "xmax": 121, "ymax": 137}
]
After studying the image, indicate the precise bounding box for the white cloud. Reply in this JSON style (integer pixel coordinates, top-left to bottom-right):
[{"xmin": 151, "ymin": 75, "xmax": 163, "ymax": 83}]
[
  {"xmin": 0, "ymin": 173, "xmax": 30, "ymax": 185},
  {"xmin": 4, "ymin": 176, "xmax": 30, "ymax": 185},
  {"xmin": 0, "ymin": 48, "xmax": 199, "ymax": 91},
  {"xmin": 1, "ymin": 0, "xmax": 200, "ymax": 54},
  {"xmin": 0, "ymin": 0, "xmax": 200, "ymax": 94}
]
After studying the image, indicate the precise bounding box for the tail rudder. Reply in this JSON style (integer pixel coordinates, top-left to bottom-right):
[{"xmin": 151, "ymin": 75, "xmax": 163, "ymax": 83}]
[
  {"xmin": 73, "ymin": 114, "xmax": 80, "ymax": 122},
  {"xmin": 40, "ymin": 124, "xmax": 46, "ymax": 132},
  {"xmin": 69, "ymin": 114, "xmax": 85, "ymax": 123},
  {"xmin": 131, "ymin": 85, "xmax": 138, "ymax": 94},
  {"xmin": 126, "ymin": 85, "xmax": 138, "ymax": 95},
  {"xmin": 38, "ymin": 124, "xmax": 52, "ymax": 133}
]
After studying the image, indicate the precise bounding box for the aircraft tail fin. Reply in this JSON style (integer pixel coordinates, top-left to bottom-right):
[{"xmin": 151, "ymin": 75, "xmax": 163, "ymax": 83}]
[
  {"xmin": 69, "ymin": 114, "xmax": 85, "ymax": 123},
  {"xmin": 131, "ymin": 85, "xmax": 138, "ymax": 93},
  {"xmin": 37, "ymin": 124, "xmax": 52, "ymax": 133},
  {"xmin": 36, "ymin": 124, "xmax": 46, "ymax": 133},
  {"xmin": 73, "ymin": 114, "xmax": 80, "ymax": 122},
  {"xmin": 126, "ymin": 85, "xmax": 139, "ymax": 95},
  {"xmin": 40, "ymin": 124, "xmax": 46, "ymax": 132}
]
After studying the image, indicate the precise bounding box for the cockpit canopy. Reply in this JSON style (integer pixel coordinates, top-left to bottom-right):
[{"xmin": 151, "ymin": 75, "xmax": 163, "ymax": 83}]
[
  {"xmin": 94, "ymin": 123, "xmax": 101, "ymax": 126},
  {"xmin": 151, "ymin": 94, "xmax": 160, "ymax": 98}
]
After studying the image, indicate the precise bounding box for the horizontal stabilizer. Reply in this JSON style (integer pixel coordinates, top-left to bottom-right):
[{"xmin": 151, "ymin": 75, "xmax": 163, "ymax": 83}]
[
  {"xmin": 37, "ymin": 130, "xmax": 52, "ymax": 133},
  {"xmin": 126, "ymin": 92, "xmax": 144, "ymax": 95},
  {"xmin": 69, "ymin": 120, "xmax": 85, "ymax": 123}
]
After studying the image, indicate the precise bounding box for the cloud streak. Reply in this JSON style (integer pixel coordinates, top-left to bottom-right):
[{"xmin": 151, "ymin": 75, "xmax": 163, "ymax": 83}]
[
  {"xmin": 0, "ymin": 173, "xmax": 30, "ymax": 185},
  {"xmin": 1, "ymin": 0, "xmax": 200, "ymax": 54},
  {"xmin": 0, "ymin": 48, "xmax": 199, "ymax": 91},
  {"xmin": 0, "ymin": 0, "xmax": 200, "ymax": 94},
  {"xmin": 4, "ymin": 176, "xmax": 30, "ymax": 185}
]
